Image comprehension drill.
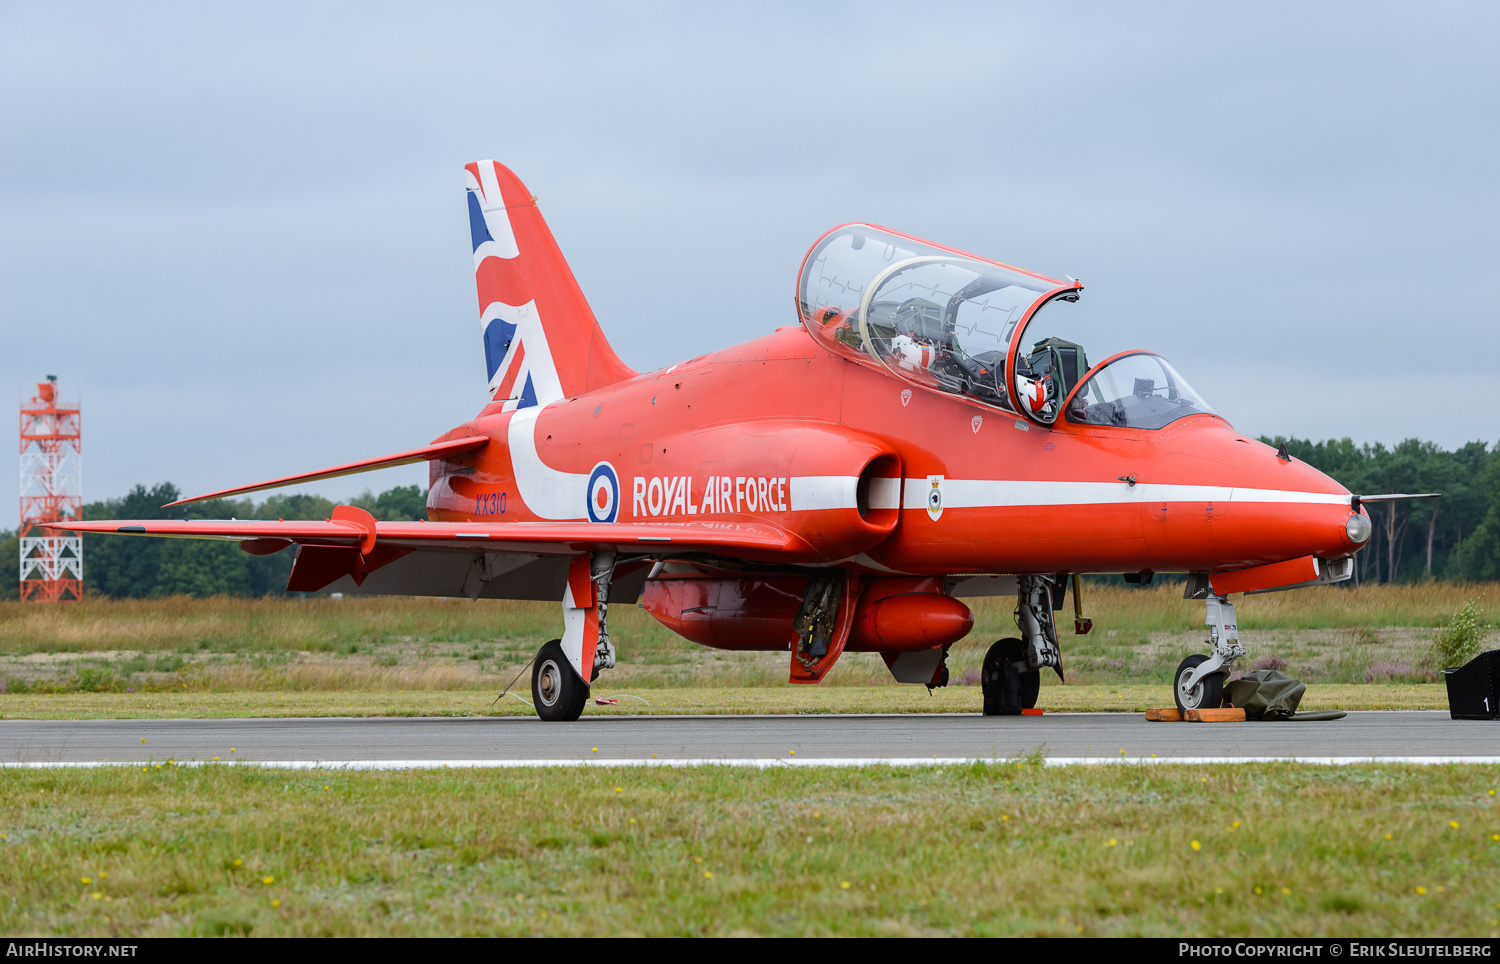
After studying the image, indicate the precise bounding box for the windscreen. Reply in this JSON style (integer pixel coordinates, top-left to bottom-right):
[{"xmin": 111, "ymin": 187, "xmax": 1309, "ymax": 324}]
[{"xmin": 1065, "ymin": 352, "xmax": 1219, "ymax": 430}]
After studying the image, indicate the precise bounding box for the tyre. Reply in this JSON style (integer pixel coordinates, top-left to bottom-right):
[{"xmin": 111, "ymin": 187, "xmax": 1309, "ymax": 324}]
[
  {"xmin": 982, "ymin": 638, "xmax": 1041, "ymax": 716},
  {"xmin": 531, "ymin": 639, "xmax": 589, "ymax": 722},
  {"xmin": 1173, "ymin": 654, "xmax": 1225, "ymax": 712}
]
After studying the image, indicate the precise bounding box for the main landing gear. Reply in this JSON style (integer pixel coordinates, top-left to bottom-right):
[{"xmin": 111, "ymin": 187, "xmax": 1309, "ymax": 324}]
[
  {"xmin": 982, "ymin": 575, "xmax": 1064, "ymax": 716},
  {"xmin": 1172, "ymin": 586, "xmax": 1244, "ymax": 712},
  {"xmin": 530, "ymin": 551, "xmax": 618, "ymax": 722}
]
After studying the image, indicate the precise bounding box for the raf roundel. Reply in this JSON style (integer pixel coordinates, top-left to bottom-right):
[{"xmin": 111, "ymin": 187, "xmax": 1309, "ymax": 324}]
[{"xmin": 587, "ymin": 462, "xmax": 620, "ymax": 523}]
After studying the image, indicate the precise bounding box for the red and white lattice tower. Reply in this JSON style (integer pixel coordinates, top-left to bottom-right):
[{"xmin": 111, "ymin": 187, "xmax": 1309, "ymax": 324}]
[{"xmin": 19, "ymin": 376, "xmax": 82, "ymax": 602}]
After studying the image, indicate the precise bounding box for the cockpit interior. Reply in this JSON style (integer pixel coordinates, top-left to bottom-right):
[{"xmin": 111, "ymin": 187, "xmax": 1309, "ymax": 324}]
[{"xmin": 797, "ymin": 224, "xmax": 1218, "ymax": 431}]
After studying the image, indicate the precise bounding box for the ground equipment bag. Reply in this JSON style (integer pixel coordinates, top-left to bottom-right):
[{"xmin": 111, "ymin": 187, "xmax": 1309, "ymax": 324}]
[{"xmin": 1225, "ymin": 670, "xmax": 1307, "ymax": 720}]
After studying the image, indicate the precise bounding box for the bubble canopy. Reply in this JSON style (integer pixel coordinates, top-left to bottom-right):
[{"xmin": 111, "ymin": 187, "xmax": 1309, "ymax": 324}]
[{"xmin": 797, "ymin": 224, "xmax": 1076, "ymax": 414}]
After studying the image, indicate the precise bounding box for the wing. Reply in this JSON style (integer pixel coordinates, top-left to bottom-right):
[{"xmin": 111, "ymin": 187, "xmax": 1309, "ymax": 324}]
[
  {"xmin": 51, "ymin": 517, "xmax": 797, "ymax": 553},
  {"xmin": 45, "ymin": 516, "xmax": 805, "ymax": 600}
]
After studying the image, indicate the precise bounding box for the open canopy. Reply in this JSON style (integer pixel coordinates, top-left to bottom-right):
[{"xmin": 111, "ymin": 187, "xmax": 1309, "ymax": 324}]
[{"xmin": 797, "ymin": 224, "xmax": 1079, "ymax": 415}]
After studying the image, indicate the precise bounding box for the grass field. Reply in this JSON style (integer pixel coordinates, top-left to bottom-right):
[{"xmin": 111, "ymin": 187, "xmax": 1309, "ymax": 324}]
[
  {"xmin": 2, "ymin": 762, "xmax": 1497, "ymax": 937},
  {"xmin": 0, "ymin": 585, "xmax": 1493, "ymax": 703}
]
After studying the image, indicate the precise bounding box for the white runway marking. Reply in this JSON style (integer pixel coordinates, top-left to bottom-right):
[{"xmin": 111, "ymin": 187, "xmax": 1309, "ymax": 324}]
[{"xmin": 7, "ymin": 756, "xmax": 1500, "ymax": 770}]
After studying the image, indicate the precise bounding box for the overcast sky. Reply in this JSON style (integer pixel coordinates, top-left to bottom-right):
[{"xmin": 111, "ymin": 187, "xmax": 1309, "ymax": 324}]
[{"xmin": 3, "ymin": 2, "xmax": 1497, "ymax": 527}]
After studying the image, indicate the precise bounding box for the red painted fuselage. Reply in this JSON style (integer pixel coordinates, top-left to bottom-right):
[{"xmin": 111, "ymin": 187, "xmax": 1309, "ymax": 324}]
[{"xmin": 427, "ymin": 323, "xmax": 1357, "ymax": 576}]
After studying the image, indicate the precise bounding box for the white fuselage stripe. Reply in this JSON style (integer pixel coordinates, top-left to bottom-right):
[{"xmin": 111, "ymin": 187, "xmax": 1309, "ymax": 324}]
[
  {"xmin": 897, "ymin": 479, "xmax": 1348, "ymax": 511},
  {"xmin": 794, "ymin": 477, "xmax": 1347, "ymax": 512},
  {"xmin": 789, "ymin": 476, "xmax": 857, "ymax": 512}
]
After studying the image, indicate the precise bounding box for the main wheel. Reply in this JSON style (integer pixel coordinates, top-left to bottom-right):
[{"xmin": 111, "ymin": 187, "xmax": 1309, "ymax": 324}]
[
  {"xmin": 531, "ymin": 639, "xmax": 589, "ymax": 722},
  {"xmin": 982, "ymin": 638, "xmax": 1041, "ymax": 716},
  {"xmin": 1173, "ymin": 654, "xmax": 1225, "ymax": 712}
]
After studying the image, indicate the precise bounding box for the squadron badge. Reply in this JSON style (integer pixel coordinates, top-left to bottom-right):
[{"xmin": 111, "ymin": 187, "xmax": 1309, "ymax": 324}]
[{"xmin": 926, "ymin": 474, "xmax": 944, "ymax": 522}]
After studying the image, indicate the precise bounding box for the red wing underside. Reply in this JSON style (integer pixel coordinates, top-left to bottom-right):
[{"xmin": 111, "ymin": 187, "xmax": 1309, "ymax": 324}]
[{"xmin": 47, "ymin": 518, "xmax": 800, "ymax": 556}]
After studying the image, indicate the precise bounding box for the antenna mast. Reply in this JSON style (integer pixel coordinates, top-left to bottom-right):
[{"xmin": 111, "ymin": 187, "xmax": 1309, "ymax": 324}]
[{"xmin": 19, "ymin": 376, "xmax": 82, "ymax": 602}]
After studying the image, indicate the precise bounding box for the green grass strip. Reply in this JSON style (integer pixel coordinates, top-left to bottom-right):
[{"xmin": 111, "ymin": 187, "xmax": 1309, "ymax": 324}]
[{"xmin": 1, "ymin": 762, "xmax": 1497, "ymax": 936}]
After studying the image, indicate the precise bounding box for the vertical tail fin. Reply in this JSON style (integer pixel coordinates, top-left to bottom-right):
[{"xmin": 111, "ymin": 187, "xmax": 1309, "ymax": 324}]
[{"xmin": 465, "ymin": 160, "xmax": 635, "ymax": 411}]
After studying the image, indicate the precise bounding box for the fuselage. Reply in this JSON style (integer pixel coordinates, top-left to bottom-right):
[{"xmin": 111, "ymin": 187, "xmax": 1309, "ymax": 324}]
[{"xmin": 427, "ymin": 324, "xmax": 1361, "ymax": 576}]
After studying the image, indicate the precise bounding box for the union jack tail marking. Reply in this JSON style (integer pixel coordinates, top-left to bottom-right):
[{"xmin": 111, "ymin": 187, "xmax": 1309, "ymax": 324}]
[{"xmin": 465, "ymin": 161, "xmax": 634, "ymax": 412}]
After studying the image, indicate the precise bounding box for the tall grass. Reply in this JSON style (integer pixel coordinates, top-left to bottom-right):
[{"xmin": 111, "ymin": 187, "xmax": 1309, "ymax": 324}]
[
  {"xmin": 0, "ymin": 585, "xmax": 1491, "ymax": 690},
  {"xmin": 1, "ymin": 584, "xmax": 1489, "ymax": 655},
  {"xmin": 0, "ymin": 596, "xmax": 565, "ymax": 655}
]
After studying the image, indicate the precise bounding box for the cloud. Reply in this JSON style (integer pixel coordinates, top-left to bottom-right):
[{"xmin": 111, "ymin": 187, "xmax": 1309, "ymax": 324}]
[{"xmin": 2, "ymin": 2, "xmax": 1497, "ymax": 525}]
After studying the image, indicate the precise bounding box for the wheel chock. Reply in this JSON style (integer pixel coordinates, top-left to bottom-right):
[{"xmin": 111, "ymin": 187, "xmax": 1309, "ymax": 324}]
[
  {"xmin": 1146, "ymin": 707, "xmax": 1247, "ymax": 722},
  {"xmin": 1184, "ymin": 707, "xmax": 1246, "ymax": 722},
  {"xmin": 1021, "ymin": 708, "xmax": 1043, "ymax": 716}
]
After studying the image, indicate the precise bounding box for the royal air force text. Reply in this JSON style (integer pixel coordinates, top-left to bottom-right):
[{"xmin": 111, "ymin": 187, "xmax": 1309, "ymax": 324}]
[{"xmin": 632, "ymin": 476, "xmax": 787, "ymax": 518}]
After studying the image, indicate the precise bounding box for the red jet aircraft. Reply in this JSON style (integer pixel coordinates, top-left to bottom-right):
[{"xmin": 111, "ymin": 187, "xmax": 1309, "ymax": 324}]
[{"xmin": 56, "ymin": 160, "xmax": 1429, "ymax": 721}]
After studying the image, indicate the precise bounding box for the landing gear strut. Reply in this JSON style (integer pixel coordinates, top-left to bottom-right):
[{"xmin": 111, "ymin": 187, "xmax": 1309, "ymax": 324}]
[
  {"xmin": 1016, "ymin": 574, "xmax": 1064, "ymax": 680},
  {"xmin": 1173, "ymin": 591, "xmax": 1244, "ymax": 712}
]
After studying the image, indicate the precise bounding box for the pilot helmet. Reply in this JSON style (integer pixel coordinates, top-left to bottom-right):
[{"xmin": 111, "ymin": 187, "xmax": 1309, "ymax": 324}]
[{"xmin": 1015, "ymin": 370, "xmax": 1057, "ymax": 420}]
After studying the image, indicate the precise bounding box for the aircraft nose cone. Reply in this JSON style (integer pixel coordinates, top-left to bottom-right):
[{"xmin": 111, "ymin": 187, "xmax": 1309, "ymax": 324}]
[
  {"xmin": 1244, "ymin": 443, "xmax": 1364, "ymax": 562},
  {"xmin": 1147, "ymin": 426, "xmax": 1360, "ymax": 571}
]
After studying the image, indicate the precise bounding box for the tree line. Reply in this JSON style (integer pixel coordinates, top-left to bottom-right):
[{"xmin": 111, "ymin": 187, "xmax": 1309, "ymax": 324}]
[
  {"xmin": 1267, "ymin": 437, "xmax": 1500, "ymax": 584},
  {"xmin": 3, "ymin": 435, "xmax": 1499, "ymax": 599}
]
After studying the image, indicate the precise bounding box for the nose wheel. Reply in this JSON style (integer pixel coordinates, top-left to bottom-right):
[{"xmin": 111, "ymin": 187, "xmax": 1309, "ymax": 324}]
[{"xmin": 1173, "ymin": 654, "xmax": 1225, "ymax": 712}]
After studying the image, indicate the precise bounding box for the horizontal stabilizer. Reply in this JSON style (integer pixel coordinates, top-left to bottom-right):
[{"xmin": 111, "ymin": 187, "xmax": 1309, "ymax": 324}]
[
  {"xmin": 164, "ymin": 436, "xmax": 490, "ymax": 507},
  {"xmin": 1352, "ymin": 493, "xmax": 1441, "ymax": 510}
]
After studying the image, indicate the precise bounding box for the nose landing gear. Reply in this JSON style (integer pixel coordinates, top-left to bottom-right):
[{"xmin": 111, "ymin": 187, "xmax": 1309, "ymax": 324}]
[{"xmin": 1173, "ymin": 590, "xmax": 1244, "ymax": 712}]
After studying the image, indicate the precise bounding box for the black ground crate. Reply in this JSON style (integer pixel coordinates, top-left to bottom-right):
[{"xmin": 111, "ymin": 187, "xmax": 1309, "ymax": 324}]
[{"xmin": 1442, "ymin": 649, "xmax": 1500, "ymax": 720}]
